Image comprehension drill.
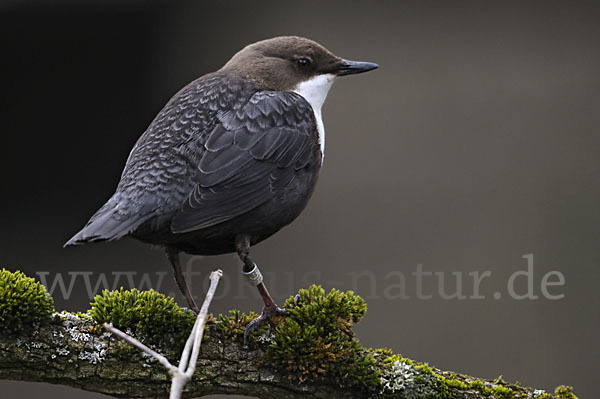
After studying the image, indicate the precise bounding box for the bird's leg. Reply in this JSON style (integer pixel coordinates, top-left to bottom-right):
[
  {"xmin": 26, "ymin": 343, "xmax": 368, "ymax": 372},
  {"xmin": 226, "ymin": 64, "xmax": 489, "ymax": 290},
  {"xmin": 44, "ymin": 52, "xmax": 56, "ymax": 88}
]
[
  {"xmin": 235, "ymin": 236, "xmax": 286, "ymax": 339},
  {"xmin": 166, "ymin": 248, "xmax": 200, "ymax": 314}
]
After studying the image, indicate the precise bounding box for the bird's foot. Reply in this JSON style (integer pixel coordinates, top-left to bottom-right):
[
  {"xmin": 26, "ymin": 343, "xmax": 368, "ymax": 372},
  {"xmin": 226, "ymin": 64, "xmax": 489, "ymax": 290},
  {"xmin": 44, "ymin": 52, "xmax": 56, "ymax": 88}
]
[
  {"xmin": 183, "ymin": 296, "xmax": 200, "ymax": 315},
  {"xmin": 183, "ymin": 307, "xmax": 198, "ymax": 316},
  {"xmin": 244, "ymin": 304, "xmax": 288, "ymax": 340}
]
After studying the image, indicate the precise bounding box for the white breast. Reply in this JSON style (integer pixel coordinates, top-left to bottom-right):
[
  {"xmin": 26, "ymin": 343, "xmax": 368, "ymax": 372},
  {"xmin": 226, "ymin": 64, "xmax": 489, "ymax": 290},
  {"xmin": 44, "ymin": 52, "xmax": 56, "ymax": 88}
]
[{"xmin": 293, "ymin": 74, "xmax": 336, "ymax": 160}]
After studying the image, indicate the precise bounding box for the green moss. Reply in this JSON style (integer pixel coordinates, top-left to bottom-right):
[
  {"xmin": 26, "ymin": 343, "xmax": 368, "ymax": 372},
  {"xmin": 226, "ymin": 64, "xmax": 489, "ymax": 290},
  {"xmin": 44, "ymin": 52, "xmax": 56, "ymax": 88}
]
[
  {"xmin": 494, "ymin": 376, "xmax": 506, "ymax": 385},
  {"xmin": 0, "ymin": 268, "xmax": 54, "ymax": 335},
  {"xmin": 491, "ymin": 385, "xmax": 514, "ymax": 398},
  {"xmin": 89, "ymin": 288, "xmax": 195, "ymax": 350},
  {"xmin": 384, "ymin": 353, "xmax": 414, "ymax": 366},
  {"xmin": 429, "ymin": 375, "xmax": 454, "ymax": 399},
  {"xmin": 379, "ymin": 352, "xmax": 524, "ymax": 399},
  {"xmin": 267, "ymin": 285, "xmax": 378, "ymax": 390},
  {"xmin": 415, "ymin": 362, "xmax": 434, "ymax": 375},
  {"xmin": 554, "ymin": 386, "xmax": 577, "ymax": 399},
  {"xmin": 433, "ymin": 375, "xmax": 515, "ymax": 399},
  {"xmin": 376, "ymin": 348, "xmax": 394, "ymax": 356},
  {"xmin": 445, "ymin": 378, "xmax": 468, "ymax": 390},
  {"xmin": 468, "ymin": 380, "xmax": 485, "ymax": 390},
  {"xmin": 217, "ymin": 309, "xmax": 265, "ymax": 340}
]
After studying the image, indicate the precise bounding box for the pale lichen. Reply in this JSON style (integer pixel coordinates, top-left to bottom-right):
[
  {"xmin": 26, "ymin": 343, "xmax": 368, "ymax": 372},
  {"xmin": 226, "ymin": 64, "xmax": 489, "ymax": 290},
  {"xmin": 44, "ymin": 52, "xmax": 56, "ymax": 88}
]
[
  {"xmin": 52, "ymin": 311, "xmax": 108, "ymax": 364},
  {"xmin": 379, "ymin": 358, "xmax": 438, "ymax": 397}
]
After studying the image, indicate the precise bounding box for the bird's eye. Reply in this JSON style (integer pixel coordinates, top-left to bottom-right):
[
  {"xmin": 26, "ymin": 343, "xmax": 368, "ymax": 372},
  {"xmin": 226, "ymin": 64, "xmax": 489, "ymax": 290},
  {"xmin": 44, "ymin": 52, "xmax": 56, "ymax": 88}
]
[{"xmin": 296, "ymin": 58, "xmax": 311, "ymax": 67}]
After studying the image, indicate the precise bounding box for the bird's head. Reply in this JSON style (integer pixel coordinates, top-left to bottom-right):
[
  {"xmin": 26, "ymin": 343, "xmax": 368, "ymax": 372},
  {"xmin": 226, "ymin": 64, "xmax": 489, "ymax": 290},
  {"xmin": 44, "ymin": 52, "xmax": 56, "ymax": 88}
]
[{"xmin": 221, "ymin": 36, "xmax": 378, "ymax": 109}]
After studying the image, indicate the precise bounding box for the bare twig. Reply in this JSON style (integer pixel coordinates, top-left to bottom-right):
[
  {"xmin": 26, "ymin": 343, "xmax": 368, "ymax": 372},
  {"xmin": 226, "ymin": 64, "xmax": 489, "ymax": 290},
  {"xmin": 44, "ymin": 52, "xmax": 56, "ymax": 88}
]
[
  {"xmin": 170, "ymin": 270, "xmax": 222, "ymax": 398},
  {"xmin": 103, "ymin": 323, "xmax": 177, "ymax": 374},
  {"xmin": 103, "ymin": 269, "xmax": 223, "ymax": 399},
  {"xmin": 185, "ymin": 269, "xmax": 220, "ymax": 378}
]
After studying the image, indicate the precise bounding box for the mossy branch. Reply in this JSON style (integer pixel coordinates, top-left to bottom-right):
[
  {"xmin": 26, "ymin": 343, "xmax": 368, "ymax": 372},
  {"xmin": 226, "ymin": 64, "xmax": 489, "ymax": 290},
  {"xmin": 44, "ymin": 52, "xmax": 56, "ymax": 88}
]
[{"xmin": 0, "ymin": 269, "xmax": 577, "ymax": 399}]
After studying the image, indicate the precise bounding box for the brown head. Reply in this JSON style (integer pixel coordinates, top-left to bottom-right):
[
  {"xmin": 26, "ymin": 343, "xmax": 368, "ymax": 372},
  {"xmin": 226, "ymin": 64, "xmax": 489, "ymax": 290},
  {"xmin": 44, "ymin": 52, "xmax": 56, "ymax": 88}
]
[
  {"xmin": 221, "ymin": 36, "xmax": 378, "ymax": 158},
  {"xmin": 220, "ymin": 36, "xmax": 378, "ymax": 93}
]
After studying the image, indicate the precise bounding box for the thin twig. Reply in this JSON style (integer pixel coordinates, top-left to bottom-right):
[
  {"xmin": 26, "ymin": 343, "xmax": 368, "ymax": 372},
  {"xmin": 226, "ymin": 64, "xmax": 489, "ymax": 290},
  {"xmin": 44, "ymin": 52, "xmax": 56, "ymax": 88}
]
[
  {"xmin": 170, "ymin": 269, "xmax": 223, "ymax": 398},
  {"xmin": 178, "ymin": 312, "xmax": 201, "ymax": 372},
  {"xmin": 103, "ymin": 269, "xmax": 223, "ymax": 399},
  {"xmin": 103, "ymin": 323, "xmax": 177, "ymax": 373},
  {"xmin": 185, "ymin": 269, "xmax": 222, "ymax": 378}
]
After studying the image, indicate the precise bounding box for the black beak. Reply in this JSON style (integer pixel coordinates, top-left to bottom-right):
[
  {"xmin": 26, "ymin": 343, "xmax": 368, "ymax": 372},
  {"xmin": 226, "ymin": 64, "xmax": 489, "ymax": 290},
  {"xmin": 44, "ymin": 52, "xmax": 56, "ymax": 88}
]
[{"xmin": 337, "ymin": 59, "xmax": 379, "ymax": 76}]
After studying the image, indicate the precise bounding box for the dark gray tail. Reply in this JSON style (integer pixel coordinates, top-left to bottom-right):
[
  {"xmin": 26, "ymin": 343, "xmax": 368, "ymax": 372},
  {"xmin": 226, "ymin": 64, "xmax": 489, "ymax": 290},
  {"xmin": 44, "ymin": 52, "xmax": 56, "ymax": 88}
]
[{"xmin": 64, "ymin": 196, "xmax": 150, "ymax": 247}]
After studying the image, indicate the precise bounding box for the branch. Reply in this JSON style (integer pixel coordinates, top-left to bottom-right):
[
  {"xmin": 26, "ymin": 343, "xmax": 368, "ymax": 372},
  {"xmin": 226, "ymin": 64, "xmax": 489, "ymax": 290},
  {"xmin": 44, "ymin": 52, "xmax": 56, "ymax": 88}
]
[
  {"xmin": 0, "ymin": 269, "xmax": 573, "ymax": 399},
  {"xmin": 0, "ymin": 312, "xmax": 565, "ymax": 399}
]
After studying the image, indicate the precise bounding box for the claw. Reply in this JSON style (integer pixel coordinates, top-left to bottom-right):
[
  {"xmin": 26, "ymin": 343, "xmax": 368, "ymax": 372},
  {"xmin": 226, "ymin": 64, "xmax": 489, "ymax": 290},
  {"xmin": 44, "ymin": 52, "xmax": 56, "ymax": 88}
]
[
  {"xmin": 183, "ymin": 307, "xmax": 198, "ymax": 316},
  {"xmin": 244, "ymin": 305, "xmax": 287, "ymax": 340}
]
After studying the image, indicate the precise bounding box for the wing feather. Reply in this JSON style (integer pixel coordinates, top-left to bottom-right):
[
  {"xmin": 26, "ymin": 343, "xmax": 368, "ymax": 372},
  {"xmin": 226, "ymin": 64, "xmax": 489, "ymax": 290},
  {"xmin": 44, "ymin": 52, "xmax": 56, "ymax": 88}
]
[{"xmin": 171, "ymin": 91, "xmax": 318, "ymax": 233}]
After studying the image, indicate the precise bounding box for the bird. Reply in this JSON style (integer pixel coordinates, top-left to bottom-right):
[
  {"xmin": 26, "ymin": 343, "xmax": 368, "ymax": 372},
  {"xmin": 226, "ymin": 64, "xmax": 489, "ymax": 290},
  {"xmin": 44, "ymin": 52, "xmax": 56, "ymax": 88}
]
[{"xmin": 65, "ymin": 36, "xmax": 378, "ymax": 334}]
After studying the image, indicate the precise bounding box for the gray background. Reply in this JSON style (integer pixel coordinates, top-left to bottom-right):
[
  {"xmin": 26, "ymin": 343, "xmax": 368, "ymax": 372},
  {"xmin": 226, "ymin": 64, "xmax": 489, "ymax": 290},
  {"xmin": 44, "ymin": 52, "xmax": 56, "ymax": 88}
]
[{"xmin": 1, "ymin": 1, "xmax": 598, "ymax": 398}]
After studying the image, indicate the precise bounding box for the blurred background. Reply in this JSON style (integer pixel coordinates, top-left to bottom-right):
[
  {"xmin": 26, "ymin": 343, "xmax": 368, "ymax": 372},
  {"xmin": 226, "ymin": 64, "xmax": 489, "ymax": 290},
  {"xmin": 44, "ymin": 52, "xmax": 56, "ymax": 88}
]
[{"xmin": 1, "ymin": 0, "xmax": 599, "ymax": 398}]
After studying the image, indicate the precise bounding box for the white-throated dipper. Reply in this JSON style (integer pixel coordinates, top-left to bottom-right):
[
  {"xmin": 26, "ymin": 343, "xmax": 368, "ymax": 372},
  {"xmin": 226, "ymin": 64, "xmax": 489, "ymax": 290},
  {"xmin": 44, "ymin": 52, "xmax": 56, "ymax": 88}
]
[{"xmin": 65, "ymin": 36, "xmax": 378, "ymax": 334}]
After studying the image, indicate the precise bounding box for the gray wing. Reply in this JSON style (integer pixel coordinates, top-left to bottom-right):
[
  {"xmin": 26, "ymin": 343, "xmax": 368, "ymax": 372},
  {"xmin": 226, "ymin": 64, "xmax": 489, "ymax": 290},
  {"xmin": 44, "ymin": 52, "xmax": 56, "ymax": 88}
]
[
  {"xmin": 65, "ymin": 73, "xmax": 258, "ymax": 245},
  {"xmin": 170, "ymin": 90, "xmax": 318, "ymax": 233}
]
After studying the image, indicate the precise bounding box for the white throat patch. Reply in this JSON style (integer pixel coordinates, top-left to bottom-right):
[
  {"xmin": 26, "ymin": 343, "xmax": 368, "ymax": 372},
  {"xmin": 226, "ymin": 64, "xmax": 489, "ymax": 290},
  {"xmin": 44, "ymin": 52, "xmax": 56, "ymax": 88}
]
[{"xmin": 293, "ymin": 74, "xmax": 336, "ymax": 160}]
